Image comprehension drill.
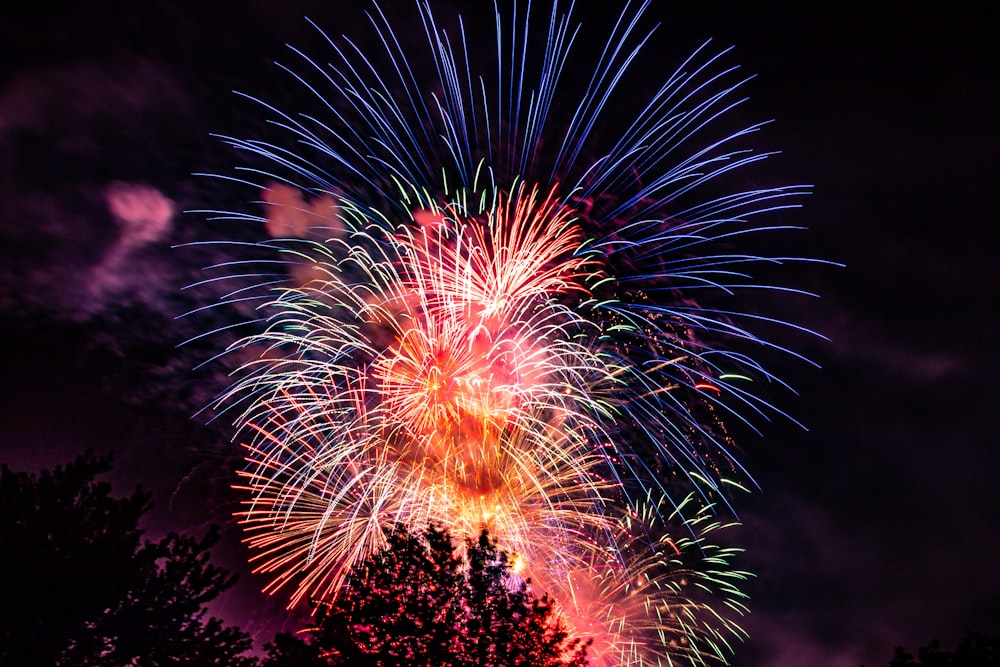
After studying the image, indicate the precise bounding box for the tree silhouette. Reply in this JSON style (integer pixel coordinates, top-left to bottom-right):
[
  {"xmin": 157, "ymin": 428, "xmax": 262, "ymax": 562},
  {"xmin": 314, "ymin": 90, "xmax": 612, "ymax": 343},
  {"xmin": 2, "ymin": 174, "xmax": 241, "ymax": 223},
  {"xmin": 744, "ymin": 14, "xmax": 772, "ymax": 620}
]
[
  {"xmin": 0, "ymin": 451, "xmax": 256, "ymax": 666},
  {"xmin": 865, "ymin": 632, "xmax": 1000, "ymax": 667},
  {"xmin": 265, "ymin": 524, "xmax": 591, "ymax": 667},
  {"xmin": 262, "ymin": 631, "xmax": 329, "ymax": 667}
]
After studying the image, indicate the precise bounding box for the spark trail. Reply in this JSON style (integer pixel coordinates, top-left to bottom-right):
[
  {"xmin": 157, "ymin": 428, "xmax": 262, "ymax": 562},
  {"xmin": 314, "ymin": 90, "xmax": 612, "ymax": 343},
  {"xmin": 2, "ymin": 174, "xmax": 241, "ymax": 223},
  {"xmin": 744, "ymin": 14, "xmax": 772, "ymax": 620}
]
[{"xmin": 194, "ymin": 2, "xmax": 818, "ymax": 664}]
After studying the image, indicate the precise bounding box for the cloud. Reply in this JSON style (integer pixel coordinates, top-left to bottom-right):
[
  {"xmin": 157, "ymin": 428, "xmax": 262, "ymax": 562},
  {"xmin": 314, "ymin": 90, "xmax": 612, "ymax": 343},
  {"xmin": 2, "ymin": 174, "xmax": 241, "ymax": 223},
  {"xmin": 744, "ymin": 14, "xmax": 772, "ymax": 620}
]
[
  {"xmin": 86, "ymin": 182, "xmax": 175, "ymax": 305},
  {"xmin": 813, "ymin": 306, "xmax": 965, "ymax": 384},
  {"xmin": 734, "ymin": 478, "xmax": 1000, "ymax": 667},
  {"xmin": 0, "ymin": 60, "xmax": 186, "ymax": 138},
  {"xmin": 105, "ymin": 182, "xmax": 174, "ymax": 246},
  {"xmin": 0, "ymin": 57, "xmax": 191, "ymax": 321},
  {"xmin": 739, "ymin": 614, "xmax": 888, "ymax": 667},
  {"xmin": 261, "ymin": 182, "xmax": 342, "ymax": 241}
]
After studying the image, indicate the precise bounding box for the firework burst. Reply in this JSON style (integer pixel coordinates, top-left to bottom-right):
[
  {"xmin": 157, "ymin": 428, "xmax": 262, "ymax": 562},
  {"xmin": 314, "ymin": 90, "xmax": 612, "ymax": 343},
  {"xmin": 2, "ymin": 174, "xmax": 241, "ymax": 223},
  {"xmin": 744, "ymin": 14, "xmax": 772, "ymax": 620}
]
[{"xmin": 194, "ymin": 2, "xmax": 817, "ymax": 664}]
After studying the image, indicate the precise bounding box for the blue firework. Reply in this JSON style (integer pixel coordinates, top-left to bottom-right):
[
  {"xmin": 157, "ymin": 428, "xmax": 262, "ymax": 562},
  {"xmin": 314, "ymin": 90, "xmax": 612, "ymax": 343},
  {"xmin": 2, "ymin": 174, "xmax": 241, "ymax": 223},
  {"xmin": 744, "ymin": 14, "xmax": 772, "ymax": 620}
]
[{"xmin": 192, "ymin": 2, "xmax": 819, "ymax": 665}]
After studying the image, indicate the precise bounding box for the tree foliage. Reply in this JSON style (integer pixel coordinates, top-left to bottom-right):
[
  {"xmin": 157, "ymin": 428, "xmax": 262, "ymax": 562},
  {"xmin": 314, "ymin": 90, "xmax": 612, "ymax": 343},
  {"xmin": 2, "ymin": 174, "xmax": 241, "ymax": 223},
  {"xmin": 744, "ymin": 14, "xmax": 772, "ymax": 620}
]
[
  {"xmin": 865, "ymin": 633, "xmax": 1000, "ymax": 667},
  {"xmin": 0, "ymin": 453, "xmax": 592, "ymax": 666},
  {"xmin": 265, "ymin": 525, "xmax": 591, "ymax": 667},
  {"xmin": 0, "ymin": 451, "xmax": 256, "ymax": 666}
]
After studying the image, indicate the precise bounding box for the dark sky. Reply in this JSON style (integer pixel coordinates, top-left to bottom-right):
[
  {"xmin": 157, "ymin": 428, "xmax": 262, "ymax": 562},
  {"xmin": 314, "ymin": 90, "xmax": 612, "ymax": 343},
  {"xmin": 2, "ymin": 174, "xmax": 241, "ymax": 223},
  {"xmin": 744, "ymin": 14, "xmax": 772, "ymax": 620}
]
[{"xmin": 1, "ymin": 2, "xmax": 997, "ymax": 666}]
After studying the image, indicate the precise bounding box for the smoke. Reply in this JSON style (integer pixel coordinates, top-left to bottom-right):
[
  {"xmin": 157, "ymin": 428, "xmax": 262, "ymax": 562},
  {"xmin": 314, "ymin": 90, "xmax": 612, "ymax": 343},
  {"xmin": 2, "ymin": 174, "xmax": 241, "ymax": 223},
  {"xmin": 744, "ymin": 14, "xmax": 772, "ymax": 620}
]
[{"xmin": 88, "ymin": 181, "xmax": 174, "ymax": 305}]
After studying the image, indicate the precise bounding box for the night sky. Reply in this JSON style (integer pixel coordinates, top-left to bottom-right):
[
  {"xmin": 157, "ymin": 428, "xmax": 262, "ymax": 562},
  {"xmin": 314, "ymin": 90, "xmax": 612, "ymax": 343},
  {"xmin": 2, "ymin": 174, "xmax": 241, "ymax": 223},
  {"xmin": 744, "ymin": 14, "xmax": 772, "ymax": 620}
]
[{"xmin": 1, "ymin": 2, "xmax": 997, "ymax": 666}]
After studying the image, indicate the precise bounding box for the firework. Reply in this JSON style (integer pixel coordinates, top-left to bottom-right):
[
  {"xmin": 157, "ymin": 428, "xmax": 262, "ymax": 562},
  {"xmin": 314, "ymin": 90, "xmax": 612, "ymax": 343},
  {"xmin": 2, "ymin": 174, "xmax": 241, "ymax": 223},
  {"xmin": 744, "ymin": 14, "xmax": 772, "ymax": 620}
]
[{"xmin": 196, "ymin": 2, "xmax": 815, "ymax": 664}]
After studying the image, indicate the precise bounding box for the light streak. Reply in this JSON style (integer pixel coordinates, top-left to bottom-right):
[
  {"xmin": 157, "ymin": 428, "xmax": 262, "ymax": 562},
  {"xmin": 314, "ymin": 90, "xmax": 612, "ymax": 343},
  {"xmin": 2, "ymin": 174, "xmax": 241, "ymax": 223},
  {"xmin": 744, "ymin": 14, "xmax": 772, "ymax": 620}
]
[{"xmin": 193, "ymin": 2, "xmax": 819, "ymax": 664}]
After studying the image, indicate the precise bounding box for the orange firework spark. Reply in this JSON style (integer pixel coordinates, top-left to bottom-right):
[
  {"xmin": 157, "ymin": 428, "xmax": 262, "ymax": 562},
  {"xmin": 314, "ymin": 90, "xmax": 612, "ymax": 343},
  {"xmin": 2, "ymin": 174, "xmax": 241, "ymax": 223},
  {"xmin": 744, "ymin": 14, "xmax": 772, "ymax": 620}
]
[
  {"xmin": 195, "ymin": 2, "xmax": 819, "ymax": 664},
  {"xmin": 229, "ymin": 183, "xmax": 617, "ymax": 607}
]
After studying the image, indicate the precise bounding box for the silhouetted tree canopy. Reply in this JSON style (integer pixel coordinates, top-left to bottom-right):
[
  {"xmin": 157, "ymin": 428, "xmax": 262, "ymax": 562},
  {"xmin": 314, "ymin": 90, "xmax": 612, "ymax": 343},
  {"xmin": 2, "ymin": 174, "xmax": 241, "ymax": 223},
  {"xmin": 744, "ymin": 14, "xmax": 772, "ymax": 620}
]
[
  {"xmin": 0, "ymin": 451, "xmax": 256, "ymax": 666},
  {"xmin": 1, "ymin": 454, "xmax": 592, "ymax": 666},
  {"xmin": 864, "ymin": 632, "xmax": 1000, "ymax": 667},
  {"xmin": 263, "ymin": 525, "xmax": 591, "ymax": 667}
]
